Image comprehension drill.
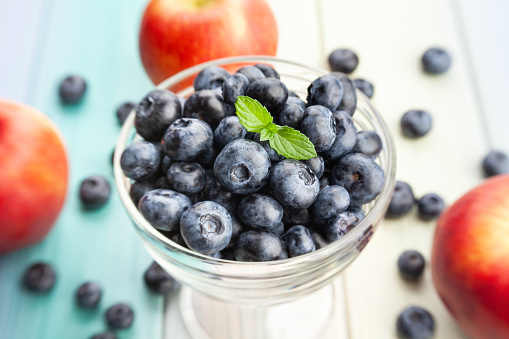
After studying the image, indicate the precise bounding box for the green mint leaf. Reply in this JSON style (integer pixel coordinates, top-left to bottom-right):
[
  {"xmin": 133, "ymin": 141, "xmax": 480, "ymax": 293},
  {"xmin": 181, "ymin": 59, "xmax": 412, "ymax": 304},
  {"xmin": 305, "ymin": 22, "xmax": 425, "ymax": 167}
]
[
  {"xmin": 269, "ymin": 126, "xmax": 317, "ymax": 160},
  {"xmin": 259, "ymin": 123, "xmax": 278, "ymax": 141},
  {"xmin": 234, "ymin": 96, "xmax": 273, "ymax": 133}
]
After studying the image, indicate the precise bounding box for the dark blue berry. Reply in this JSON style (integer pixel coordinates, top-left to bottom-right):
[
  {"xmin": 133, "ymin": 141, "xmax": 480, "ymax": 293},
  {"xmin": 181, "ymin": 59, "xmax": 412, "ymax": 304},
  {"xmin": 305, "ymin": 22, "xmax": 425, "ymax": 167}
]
[
  {"xmin": 347, "ymin": 205, "xmax": 365, "ymax": 224},
  {"xmin": 331, "ymin": 72, "xmax": 357, "ymax": 116},
  {"xmin": 401, "ymin": 110, "xmax": 432, "ymax": 138},
  {"xmin": 387, "ymin": 181, "xmax": 415, "ymax": 217},
  {"xmin": 254, "ymin": 63, "xmax": 280, "ymax": 79},
  {"xmin": 422, "ymin": 47, "xmax": 451, "ymax": 75},
  {"xmin": 183, "ymin": 90, "xmax": 232, "ymax": 129},
  {"xmin": 23, "ymin": 262, "xmax": 56, "ymax": 293},
  {"xmin": 194, "ymin": 66, "xmax": 230, "ymax": 91},
  {"xmin": 116, "ymin": 101, "xmax": 136, "ymax": 125},
  {"xmin": 301, "ymin": 156, "xmax": 324, "ymax": 179},
  {"xmin": 220, "ymin": 247, "xmax": 237, "ymax": 261},
  {"xmin": 160, "ymin": 155, "xmax": 172, "ymax": 173},
  {"xmin": 321, "ymin": 110, "xmax": 357, "ymax": 160},
  {"xmin": 167, "ymin": 162, "xmax": 206, "ymax": 195},
  {"xmin": 105, "ymin": 303, "xmax": 134, "ymax": 330},
  {"xmin": 198, "ymin": 178, "xmax": 239, "ymax": 212},
  {"xmin": 214, "ymin": 116, "xmax": 247, "ymax": 150},
  {"xmin": 270, "ymin": 159, "xmax": 319, "ymax": 210},
  {"xmin": 90, "ymin": 332, "xmax": 117, "ymax": 339},
  {"xmin": 120, "ymin": 141, "xmax": 161, "ymax": 181},
  {"xmin": 353, "ymin": 78, "xmax": 374, "ymax": 99},
  {"xmin": 283, "ymin": 207, "xmax": 310, "ymax": 227},
  {"xmin": 301, "ymin": 105, "xmax": 336, "ymax": 152},
  {"xmin": 331, "ymin": 153, "xmax": 385, "ymax": 205},
  {"xmin": 79, "ymin": 175, "xmax": 111, "ymax": 209},
  {"xmin": 222, "ymin": 73, "xmax": 250, "ymax": 105},
  {"xmin": 130, "ymin": 180, "xmax": 155, "ymax": 207},
  {"xmin": 323, "ymin": 211, "xmax": 361, "ymax": 242},
  {"xmin": 277, "ymin": 103, "xmax": 305, "ymax": 130},
  {"xmin": 311, "ymin": 230, "xmax": 330, "ymax": 250},
  {"xmin": 234, "ymin": 230, "xmax": 288, "ymax": 262},
  {"xmin": 167, "ymin": 230, "xmax": 188, "ymax": 248},
  {"xmin": 328, "ymin": 49, "xmax": 359, "ymax": 74},
  {"xmin": 319, "ymin": 176, "xmax": 331, "ymax": 191},
  {"xmin": 213, "ymin": 139, "xmax": 271, "ymax": 195},
  {"xmin": 76, "ymin": 282, "xmax": 102, "ymax": 309},
  {"xmin": 397, "ymin": 306, "xmax": 435, "ymax": 339},
  {"xmin": 144, "ymin": 261, "xmax": 179, "ymax": 295},
  {"xmin": 253, "ymin": 134, "xmax": 285, "ymax": 162},
  {"xmin": 246, "ymin": 78, "xmax": 289, "ymax": 114},
  {"xmin": 229, "ymin": 212, "xmax": 248, "ymax": 246},
  {"xmin": 417, "ymin": 193, "xmax": 445, "ymax": 220},
  {"xmin": 180, "ymin": 201, "xmax": 232, "ymax": 255},
  {"xmin": 138, "ymin": 189, "xmax": 191, "ymax": 232},
  {"xmin": 238, "ymin": 193, "xmax": 283, "ymax": 230},
  {"xmin": 398, "ymin": 250, "xmax": 425, "ymax": 281},
  {"xmin": 306, "ymin": 75, "xmax": 343, "ymax": 111},
  {"xmin": 282, "ymin": 225, "xmax": 316, "ymax": 257},
  {"xmin": 482, "ymin": 150, "xmax": 509, "ymax": 177},
  {"xmin": 311, "ymin": 185, "xmax": 350, "ymax": 220},
  {"xmin": 135, "ymin": 89, "xmax": 181, "ymax": 141},
  {"xmin": 353, "ymin": 130, "xmax": 383, "ymax": 158},
  {"xmin": 197, "ymin": 144, "xmax": 219, "ymax": 169},
  {"xmin": 236, "ymin": 66, "xmax": 265, "ymax": 84},
  {"xmin": 286, "ymin": 96, "xmax": 307, "ymax": 111},
  {"xmin": 163, "ymin": 118, "xmax": 213, "ymax": 161},
  {"xmin": 59, "ymin": 75, "xmax": 87, "ymax": 104}
]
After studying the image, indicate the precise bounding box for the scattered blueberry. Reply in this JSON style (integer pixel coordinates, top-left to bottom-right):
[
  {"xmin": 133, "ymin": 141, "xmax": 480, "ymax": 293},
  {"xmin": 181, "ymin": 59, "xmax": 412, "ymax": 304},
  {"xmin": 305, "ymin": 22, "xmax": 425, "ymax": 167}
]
[
  {"xmin": 238, "ymin": 193, "xmax": 283, "ymax": 230},
  {"xmin": 162, "ymin": 118, "xmax": 213, "ymax": 161},
  {"xmin": 321, "ymin": 110, "xmax": 357, "ymax": 161},
  {"xmin": 234, "ymin": 230, "xmax": 288, "ymax": 261},
  {"xmin": 79, "ymin": 175, "xmax": 111, "ymax": 209},
  {"xmin": 183, "ymin": 90, "xmax": 232, "ymax": 129},
  {"xmin": 311, "ymin": 185, "xmax": 350, "ymax": 220},
  {"xmin": 328, "ymin": 49, "xmax": 359, "ymax": 74},
  {"xmin": 323, "ymin": 211, "xmax": 361, "ymax": 242},
  {"xmin": 130, "ymin": 180, "xmax": 155, "ymax": 207},
  {"xmin": 167, "ymin": 162, "xmax": 206, "ymax": 195},
  {"xmin": 398, "ymin": 250, "xmax": 426, "ymax": 281},
  {"xmin": 90, "ymin": 332, "xmax": 117, "ymax": 339},
  {"xmin": 76, "ymin": 282, "xmax": 102, "ymax": 309},
  {"xmin": 283, "ymin": 225, "xmax": 316, "ymax": 257},
  {"xmin": 116, "ymin": 101, "xmax": 136, "ymax": 125},
  {"xmin": 105, "ymin": 303, "xmax": 134, "ymax": 330},
  {"xmin": 301, "ymin": 156, "xmax": 324, "ymax": 179},
  {"xmin": 59, "ymin": 75, "xmax": 87, "ymax": 104},
  {"xmin": 276, "ymin": 103, "xmax": 305, "ymax": 130},
  {"xmin": 22, "ymin": 262, "xmax": 56, "ymax": 293},
  {"xmin": 353, "ymin": 130, "xmax": 383, "ymax": 158},
  {"xmin": 301, "ymin": 105, "xmax": 336, "ymax": 152},
  {"xmin": 397, "ymin": 306, "xmax": 435, "ymax": 339},
  {"xmin": 353, "ymin": 78, "xmax": 374, "ymax": 99},
  {"xmin": 417, "ymin": 193, "xmax": 445, "ymax": 220},
  {"xmin": 401, "ymin": 110, "xmax": 432, "ymax": 138},
  {"xmin": 120, "ymin": 140, "xmax": 161, "ymax": 181},
  {"xmin": 144, "ymin": 261, "xmax": 179, "ymax": 295},
  {"xmin": 306, "ymin": 75, "xmax": 343, "ymax": 111},
  {"xmin": 222, "ymin": 73, "xmax": 250, "ymax": 105},
  {"xmin": 214, "ymin": 116, "xmax": 247, "ymax": 150},
  {"xmin": 236, "ymin": 66, "xmax": 265, "ymax": 84},
  {"xmin": 254, "ymin": 63, "xmax": 280, "ymax": 79},
  {"xmin": 421, "ymin": 47, "xmax": 452, "ymax": 75},
  {"xmin": 194, "ymin": 65, "xmax": 230, "ymax": 91},
  {"xmin": 331, "ymin": 72, "xmax": 357, "ymax": 116},
  {"xmin": 286, "ymin": 96, "xmax": 307, "ymax": 111},
  {"xmin": 246, "ymin": 78, "xmax": 289, "ymax": 114},
  {"xmin": 138, "ymin": 189, "xmax": 191, "ymax": 232},
  {"xmin": 482, "ymin": 150, "xmax": 509, "ymax": 177},
  {"xmin": 387, "ymin": 181, "xmax": 415, "ymax": 217}
]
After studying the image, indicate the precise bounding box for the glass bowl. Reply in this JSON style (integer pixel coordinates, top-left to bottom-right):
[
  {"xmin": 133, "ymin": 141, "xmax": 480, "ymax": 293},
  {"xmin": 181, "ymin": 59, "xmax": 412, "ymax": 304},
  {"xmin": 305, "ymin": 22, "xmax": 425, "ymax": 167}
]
[{"xmin": 114, "ymin": 56, "xmax": 396, "ymax": 339}]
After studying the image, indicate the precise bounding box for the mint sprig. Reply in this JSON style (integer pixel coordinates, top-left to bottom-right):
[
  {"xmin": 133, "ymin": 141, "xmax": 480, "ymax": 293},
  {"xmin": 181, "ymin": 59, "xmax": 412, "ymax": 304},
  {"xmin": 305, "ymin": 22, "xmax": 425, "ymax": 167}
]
[{"xmin": 234, "ymin": 96, "xmax": 317, "ymax": 160}]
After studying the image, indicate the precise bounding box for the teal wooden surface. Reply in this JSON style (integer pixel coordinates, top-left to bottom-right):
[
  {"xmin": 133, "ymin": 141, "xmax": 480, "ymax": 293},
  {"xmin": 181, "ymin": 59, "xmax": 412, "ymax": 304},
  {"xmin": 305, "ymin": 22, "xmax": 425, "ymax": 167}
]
[{"xmin": 0, "ymin": 1, "xmax": 165, "ymax": 338}]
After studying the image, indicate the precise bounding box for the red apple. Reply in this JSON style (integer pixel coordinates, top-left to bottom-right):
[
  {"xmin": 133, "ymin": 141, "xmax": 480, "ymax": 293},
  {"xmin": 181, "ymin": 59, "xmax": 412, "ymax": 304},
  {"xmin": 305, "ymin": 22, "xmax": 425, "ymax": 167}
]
[
  {"xmin": 432, "ymin": 175, "xmax": 509, "ymax": 339},
  {"xmin": 0, "ymin": 99, "xmax": 68, "ymax": 253},
  {"xmin": 139, "ymin": 0, "xmax": 278, "ymax": 85}
]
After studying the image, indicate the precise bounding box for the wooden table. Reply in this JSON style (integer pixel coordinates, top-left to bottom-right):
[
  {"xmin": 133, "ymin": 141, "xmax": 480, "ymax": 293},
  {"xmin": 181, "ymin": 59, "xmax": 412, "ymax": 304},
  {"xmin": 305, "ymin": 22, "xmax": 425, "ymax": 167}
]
[{"xmin": 1, "ymin": 0, "xmax": 508, "ymax": 338}]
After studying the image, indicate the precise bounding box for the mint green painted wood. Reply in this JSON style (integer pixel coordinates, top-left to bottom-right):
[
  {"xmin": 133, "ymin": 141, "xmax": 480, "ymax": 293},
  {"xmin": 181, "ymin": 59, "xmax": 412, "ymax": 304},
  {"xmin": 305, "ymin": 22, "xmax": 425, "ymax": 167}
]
[{"xmin": 0, "ymin": 1, "xmax": 167, "ymax": 338}]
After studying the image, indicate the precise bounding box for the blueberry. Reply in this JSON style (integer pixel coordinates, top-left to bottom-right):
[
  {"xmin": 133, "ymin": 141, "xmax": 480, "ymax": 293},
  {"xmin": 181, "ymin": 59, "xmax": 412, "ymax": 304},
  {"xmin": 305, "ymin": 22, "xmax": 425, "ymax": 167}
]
[
  {"xmin": 253, "ymin": 134, "xmax": 285, "ymax": 162},
  {"xmin": 234, "ymin": 230, "xmax": 288, "ymax": 262},
  {"xmin": 353, "ymin": 130, "xmax": 383, "ymax": 158},
  {"xmin": 59, "ymin": 75, "xmax": 87, "ymax": 104},
  {"xmin": 22, "ymin": 262, "xmax": 56, "ymax": 293},
  {"xmin": 310, "ymin": 230, "xmax": 330, "ymax": 250},
  {"xmin": 387, "ymin": 181, "xmax": 415, "ymax": 217},
  {"xmin": 398, "ymin": 250, "xmax": 425, "ymax": 281},
  {"xmin": 401, "ymin": 110, "xmax": 432, "ymax": 138},
  {"xmin": 213, "ymin": 139, "xmax": 271, "ymax": 195},
  {"xmin": 79, "ymin": 175, "xmax": 111, "ymax": 209},
  {"xmin": 90, "ymin": 332, "xmax": 117, "ymax": 339},
  {"xmin": 167, "ymin": 230, "xmax": 188, "ymax": 248},
  {"xmin": 246, "ymin": 78, "xmax": 289, "ymax": 114},
  {"xmin": 116, "ymin": 101, "xmax": 136, "ymax": 125},
  {"xmin": 229, "ymin": 212, "xmax": 248, "ymax": 245},
  {"xmin": 183, "ymin": 90, "xmax": 232, "ymax": 129},
  {"xmin": 160, "ymin": 155, "xmax": 172, "ymax": 174},
  {"xmin": 282, "ymin": 225, "xmax": 316, "ymax": 257},
  {"xmin": 214, "ymin": 116, "xmax": 247, "ymax": 150},
  {"xmin": 222, "ymin": 73, "xmax": 250, "ymax": 105},
  {"xmin": 302, "ymin": 156, "xmax": 324, "ymax": 179},
  {"xmin": 397, "ymin": 306, "xmax": 435, "ymax": 339},
  {"xmin": 421, "ymin": 47, "xmax": 451, "ymax": 75},
  {"xmin": 76, "ymin": 282, "xmax": 102, "ymax": 309},
  {"xmin": 254, "ymin": 63, "xmax": 280, "ymax": 79},
  {"xmin": 138, "ymin": 189, "xmax": 191, "ymax": 232},
  {"xmin": 135, "ymin": 89, "xmax": 181, "ymax": 141},
  {"xmin": 321, "ymin": 110, "xmax": 357, "ymax": 161},
  {"xmin": 482, "ymin": 150, "xmax": 509, "ymax": 177},
  {"xmin": 286, "ymin": 96, "xmax": 307, "ymax": 111},
  {"xmin": 323, "ymin": 211, "xmax": 361, "ymax": 242},
  {"xmin": 236, "ymin": 66, "xmax": 265, "ymax": 84},
  {"xmin": 328, "ymin": 49, "xmax": 359, "ymax": 74},
  {"xmin": 417, "ymin": 193, "xmax": 445, "ymax": 220},
  {"xmin": 270, "ymin": 220, "xmax": 286, "ymax": 237},
  {"xmin": 319, "ymin": 176, "xmax": 331, "ymax": 191},
  {"xmin": 105, "ymin": 303, "xmax": 134, "ymax": 330},
  {"xmin": 197, "ymin": 177, "xmax": 239, "ymax": 212},
  {"xmin": 331, "ymin": 153, "xmax": 385, "ymax": 205},
  {"xmin": 301, "ymin": 105, "xmax": 336, "ymax": 152},
  {"xmin": 353, "ymin": 78, "xmax": 374, "ymax": 99},
  {"xmin": 144, "ymin": 261, "xmax": 179, "ymax": 295},
  {"xmin": 331, "ymin": 72, "xmax": 357, "ymax": 116},
  {"xmin": 270, "ymin": 159, "xmax": 319, "ymax": 210},
  {"xmin": 277, "ymin": 103, "xmax": 305, "ymax": 130},
  {"xmin": 220, "ymin": 247, "xmax": 237, "ymax": 261},
  {"xmin": 347, "ymin": 205, "xmax": 365, "ymax": 224},
  {"xmin": 311, "ymin": 185, "xmax": 350, "ymax": 220},
  {"xmin": 120, "ymin": 141, "xmax": 161, "ymax": 181},
  {"xmin": 194, "ymin": 65, "xmax": 230, "ymax": 91},
  {"xmin": 283, "ymin": 207, "xmax": 310, "ymax": 227},
  {"xmin": 306, "ymin": 75, "xmax": 343, "ymax": 111},
  {"xmin": 197, "ymin": 144, "xmax": 219, "ymax": 168},
  {"xmin": 155, "ymin": 176, "xmax": 171, "ymax": 189},
  {"xmin": 238, "ymin": 193, "xmax": 283, "ymax": 230},
  {"xmin": 162, "ymin": 118, "xmax": 213, "ymax": 161},
  {"xmin": 130, "ymin": 180, "xmax": 155, "ymax": 207},
  {"xmin": 180, "ymin": 201, "xmax": 232, "ymax": 254},
  {"xmin": 288, "ymin": 91, "xmax": 299, "ymax": 98}
]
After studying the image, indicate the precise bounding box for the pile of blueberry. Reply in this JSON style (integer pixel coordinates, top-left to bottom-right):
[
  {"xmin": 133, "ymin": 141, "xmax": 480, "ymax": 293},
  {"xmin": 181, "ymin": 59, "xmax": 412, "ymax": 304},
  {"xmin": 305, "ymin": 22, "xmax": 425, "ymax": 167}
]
[{"xmin": 120, "ymin": 62, "xmax": 387, "ymax": 262}]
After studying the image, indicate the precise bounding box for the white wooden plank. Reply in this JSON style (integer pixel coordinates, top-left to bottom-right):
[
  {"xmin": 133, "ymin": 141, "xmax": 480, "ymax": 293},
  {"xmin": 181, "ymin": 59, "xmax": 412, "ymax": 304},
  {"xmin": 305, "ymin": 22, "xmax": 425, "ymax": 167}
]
[{"xmin": 318, "ymin": 0, "xmax": 488, "ymax": 338}]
